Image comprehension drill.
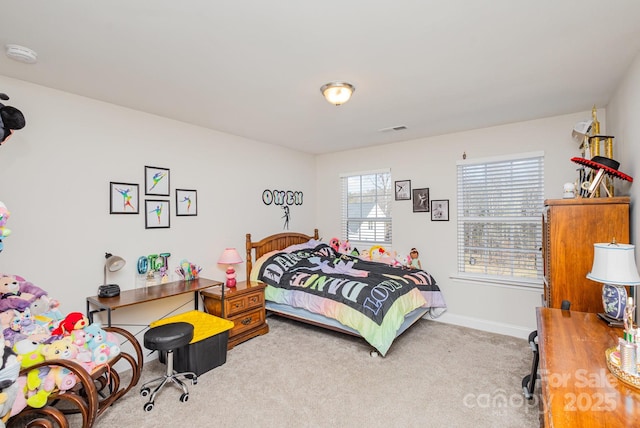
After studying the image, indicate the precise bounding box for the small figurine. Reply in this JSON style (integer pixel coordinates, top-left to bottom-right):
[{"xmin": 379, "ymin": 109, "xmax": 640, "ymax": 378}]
[{"xmin": 408, "ymin": 248, "xmax": 422, "ymax": 270}]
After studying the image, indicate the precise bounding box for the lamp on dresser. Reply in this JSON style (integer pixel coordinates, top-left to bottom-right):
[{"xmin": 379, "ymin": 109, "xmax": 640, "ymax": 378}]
[
  {"xmin": 217, "ymin": 248, "xmax": 243, "ymax": 288},
  {"xmin": 587, "ymin": 241, "xmax": 640, "ymax": 325}
]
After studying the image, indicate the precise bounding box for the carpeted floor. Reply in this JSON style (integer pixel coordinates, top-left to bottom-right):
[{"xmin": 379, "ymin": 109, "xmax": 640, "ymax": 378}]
[{"xmin": 90, "ymin": 316, "xmax": 540, "ymax": 428}]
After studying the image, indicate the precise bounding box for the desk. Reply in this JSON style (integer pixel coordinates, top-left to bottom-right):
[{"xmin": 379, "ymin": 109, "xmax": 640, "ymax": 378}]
[
  {"xmin": 537, "ymin": 307, "xmax": 640, "ymax": 427},
  {"xmin": 86, "ymin": 278, "xmax": 222, "ymax": 326}
]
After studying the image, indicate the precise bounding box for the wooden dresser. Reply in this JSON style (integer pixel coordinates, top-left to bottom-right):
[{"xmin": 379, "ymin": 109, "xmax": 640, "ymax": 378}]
[
  {"xmin": 537, "ymin": 307, "xmax": 640, "ymax": 427},
  {"xmin": 201, "ymin": 281, "xmax": 269, "ymax": 349},
  {"xmin": 543, "ymin": 197, "xmax": 630, "ymax": 313}
]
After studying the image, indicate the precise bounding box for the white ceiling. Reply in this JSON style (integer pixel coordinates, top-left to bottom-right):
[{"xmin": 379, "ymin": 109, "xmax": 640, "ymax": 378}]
[{"xmin": 1, "ymin": 1, "xmax": 640, "ymax": 155}]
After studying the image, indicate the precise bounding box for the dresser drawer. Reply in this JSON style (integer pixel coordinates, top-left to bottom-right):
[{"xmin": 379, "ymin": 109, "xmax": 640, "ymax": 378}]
[
  {"xmin": 224, "ymin": 291, "xmax": 264, "ymax": 317},
  {"xmin": 228, "ymin": 307, "xmax": 265, "ymax": 337}
]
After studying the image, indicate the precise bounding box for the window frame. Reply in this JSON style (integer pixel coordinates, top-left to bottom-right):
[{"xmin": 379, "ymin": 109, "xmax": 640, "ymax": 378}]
[
  {"xmin": 455, "ymin": 151, "xmax": 545, "ymax": 289},
  {"xmin": 340, "ymin": 169, "xmax": 392, "ymax": 247}
]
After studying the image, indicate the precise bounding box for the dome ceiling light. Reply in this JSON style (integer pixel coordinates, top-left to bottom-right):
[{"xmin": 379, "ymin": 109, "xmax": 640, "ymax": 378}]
[{"xmin": 320, "ymin": 81, "xmax": 355, "ymax": 106}]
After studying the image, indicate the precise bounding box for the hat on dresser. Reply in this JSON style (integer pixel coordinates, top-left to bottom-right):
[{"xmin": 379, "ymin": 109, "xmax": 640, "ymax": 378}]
[{"xmin": 571, "ymin": 156, "xmax": 633, "ymax": 182}]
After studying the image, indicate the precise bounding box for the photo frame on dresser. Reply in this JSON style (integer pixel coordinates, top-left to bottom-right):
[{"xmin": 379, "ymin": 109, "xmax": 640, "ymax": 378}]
[
  {"xmin": 145, "ymin": 166, "xmax": 170, "ymax": 196},
  {"xmin": 109, "ymin": 182, "xmax": 139, "ymax": 214},
  {"xmin": 176, "ymin": 189, "xmax": 197, "ymax": 216},
  {"xmin": 145, "ymin": 200, "xmax": 170, "ymax": 229}
]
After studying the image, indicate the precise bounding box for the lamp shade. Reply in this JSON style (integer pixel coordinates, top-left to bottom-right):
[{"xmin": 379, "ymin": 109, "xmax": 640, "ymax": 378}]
[
  {"xmin": 218, "ymin": 248, "xmax": 243, "ymax": 265},
  {"xmin": 587, "ymin": 243, "xmax": 640, "ymax": 285},
  {"xmin": 320, "ymin": 81, "xmax": 355, "ymax": 106},
  {"xmin": 103, "ymin": 252, "xmax": 126, "ymax": 285}
]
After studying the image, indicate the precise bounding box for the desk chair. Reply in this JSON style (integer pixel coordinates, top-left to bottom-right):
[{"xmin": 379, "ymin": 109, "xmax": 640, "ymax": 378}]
[
  {"xmin": 140, "ymin": 322, "xmax": 198, "ymax": 411},
  {"xmin": 522, "ymin": 300, "xmax": 570, "ymax": 399}
]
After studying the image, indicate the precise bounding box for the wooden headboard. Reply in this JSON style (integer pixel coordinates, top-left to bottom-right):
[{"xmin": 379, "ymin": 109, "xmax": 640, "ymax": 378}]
[{"xmin": 245, "ymin": 229, "xmax": 320, "ymax": 279}]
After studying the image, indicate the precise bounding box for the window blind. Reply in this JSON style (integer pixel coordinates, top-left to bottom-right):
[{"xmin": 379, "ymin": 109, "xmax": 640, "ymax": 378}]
[
  {"xmin": 341, "ymin": 171, "xmax": 392, "ymax": 245},
  {"xmin": 456, "ymin": 152, "xmax": 544, "ymax": 282}
]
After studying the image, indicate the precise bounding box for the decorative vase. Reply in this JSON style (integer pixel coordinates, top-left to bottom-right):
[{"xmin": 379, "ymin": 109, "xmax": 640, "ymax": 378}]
[{"xmin": 602, "ymin": 283, "xmax": 627, "ymax": 319}]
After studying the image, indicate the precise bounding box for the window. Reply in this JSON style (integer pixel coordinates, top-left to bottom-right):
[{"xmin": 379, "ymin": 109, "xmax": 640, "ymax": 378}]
[
  {"xmin": 456, "ymin": 152, "xmax": 544, "ymax": 286},
  {"xmin": 341, "ymin": 170, "xmax": 392, "ymax": 246}
]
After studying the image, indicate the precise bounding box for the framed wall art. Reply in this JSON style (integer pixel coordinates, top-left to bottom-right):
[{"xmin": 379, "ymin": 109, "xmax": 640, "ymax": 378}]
[
  {"xmin": 176, "ymin": 189, "xmax": 197, "ymax": 216},
  {"xmin": 145, "ymin": 199, "xmax": 170, "ymax": 229},
  {"xmin": 412, "ymin": 188, "xmax": 430, "ymax": 212},
  {"xmin": 145, "ymin": 166, "xmax": 170, "ymax": 196},
  {"xmin": 431, "ymin": 199, "xmax": 449, "ymax": 221},
  {"xmin": 394, "ymin": 180, "xmax": 411, "ymax": 201},
  {"xmin": 109, "ymin": 182, "xmax": 139, "ymax": 214}
]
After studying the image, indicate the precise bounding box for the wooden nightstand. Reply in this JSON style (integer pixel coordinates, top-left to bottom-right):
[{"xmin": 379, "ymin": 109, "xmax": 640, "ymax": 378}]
[{"xmin": 201, "ymin": 281, "xmax": 269, "ymax": 349}]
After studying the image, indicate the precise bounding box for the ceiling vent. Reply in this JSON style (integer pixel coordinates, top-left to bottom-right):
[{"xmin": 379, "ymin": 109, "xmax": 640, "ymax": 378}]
[
  {"xmin": 378, "ymin": 125, "xmax": 408, "ymax": 133},
  {"xmin": 5, "ymin": 44, "xmax": 38, "ymax": 64}
]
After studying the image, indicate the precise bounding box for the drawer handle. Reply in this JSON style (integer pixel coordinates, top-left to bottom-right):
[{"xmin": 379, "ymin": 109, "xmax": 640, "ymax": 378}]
[
  {"xmin": 233, "ymin": 303, "xmax": 242, "ymax": 309},
  {"xmin": 241, "ymin": 317, "xmax": 252, "ymax": 325}
]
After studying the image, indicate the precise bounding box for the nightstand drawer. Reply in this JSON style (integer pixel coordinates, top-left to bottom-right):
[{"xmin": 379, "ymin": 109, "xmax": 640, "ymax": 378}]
[
  {"xmin": 228, "ymin": 307, "xmax": 265, "ymax": 337},
  {"xmin": 224, "ymin": 292, "xmax": 264, "ymax": 317}
]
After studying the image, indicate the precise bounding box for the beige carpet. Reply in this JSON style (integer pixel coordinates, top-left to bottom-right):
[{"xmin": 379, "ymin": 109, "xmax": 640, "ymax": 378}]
[{"xmin": 89, "ymin": 316, "xmax": 540, "ymax": 428}]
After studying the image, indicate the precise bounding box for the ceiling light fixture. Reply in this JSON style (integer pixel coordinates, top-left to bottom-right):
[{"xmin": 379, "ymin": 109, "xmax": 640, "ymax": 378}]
[
  {"xmin": 320, "ymin": 81, "xmax": 355, "ymax": 106},
  {"xmin": 5, "ymin": 44, "xmax": 38, "ymax": 64}
]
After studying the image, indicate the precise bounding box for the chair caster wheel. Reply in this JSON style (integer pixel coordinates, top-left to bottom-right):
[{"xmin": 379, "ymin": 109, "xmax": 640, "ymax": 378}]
[
  {"xmin": 369, "ymin": 350, "xmax": 379, "ymax": 357},
  {"xmin": 144, "ymin": 401, "xmax": 154, "ymax": 412},
  {"xmin": 192, "ymin": 377, "xmax": 198, "ymax": 385},
  {"xmin": 140, "ymin": 387, "xmax": 150, "ymax": 397},
  {"xmin": 180, "ymin": 393, "xmax": 189, "ymax": 403}
]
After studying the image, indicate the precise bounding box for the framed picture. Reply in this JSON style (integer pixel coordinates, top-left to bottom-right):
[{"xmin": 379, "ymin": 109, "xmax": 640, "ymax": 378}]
[
  {"xmin": 431, "ymin": 199, "xmax": 449, "ymax": 221},
  {"xmin": 394, "ymin": 180, "xmax": 411, "ymax": 201},
  {"xmin": 145, "ymin": 199, "xmax": 170, "ymax": 229},
  {"xmin": 145, "ymin": 166, "xmax": 170, "ymax": 196},
  {"xmin": 412, "ymin": 188, "xmax": 430, "ymax": 212},
  {"xmin": 176, "ymin": 189, "xmax": 197, "ymax": 216},
  {"xmin": 109, "ymin": 182, "xmax": 139, "ymax": 214}
]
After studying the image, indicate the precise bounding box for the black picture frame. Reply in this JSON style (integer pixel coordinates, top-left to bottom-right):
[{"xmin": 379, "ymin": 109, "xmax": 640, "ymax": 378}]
[
  {"xmin": 145, "ymin": 166, "xmax": 170, "ymax": 196},
  {"xmin": 394, "ymin": 180, "xmax": 411, "ymax": 201},
  {"xmin": 412, "ymin": 188, "xmax": 429, "ymax": 212},
  {"xmin": 109, "ymin": 182, "xmax": 139, "ymax": 214},
  {"xmin": 431, "ymin": 199, "xmax": 449, "ymax": 221},
  {"xmin": 176, "ymin": 189, "xmax": 197, "ymax": 216},
  {"xmin": 145, "ymin": 199, "xmax": 170, "ymax": 229}
]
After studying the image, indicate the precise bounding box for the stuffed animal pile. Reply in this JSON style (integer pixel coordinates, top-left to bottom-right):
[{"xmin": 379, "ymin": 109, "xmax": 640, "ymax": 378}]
[{"xmin": 0, "ymin": 273, "xmax": 121, "ymax": 419}]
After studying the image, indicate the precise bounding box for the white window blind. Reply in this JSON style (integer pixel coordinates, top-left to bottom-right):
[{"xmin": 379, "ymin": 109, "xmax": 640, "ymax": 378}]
[
  {"xmin": 456, "ymin": 152, "xmax": 544, "ymax": 283},
  {"xmin": 341, "ymin": 171, "xmax": 392, "ymax": 245}
]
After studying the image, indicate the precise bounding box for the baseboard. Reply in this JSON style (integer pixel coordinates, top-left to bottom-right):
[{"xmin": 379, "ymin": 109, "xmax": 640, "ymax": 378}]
[{"xmin": 426, "ymin": 312, "xmax": 533, "ymax": 340}]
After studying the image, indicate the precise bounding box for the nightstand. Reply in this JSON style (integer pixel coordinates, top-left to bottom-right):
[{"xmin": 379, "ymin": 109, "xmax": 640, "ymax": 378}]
[{"xmin": 200, "ymin": 281, "xmax": 269, "ymax": 349}]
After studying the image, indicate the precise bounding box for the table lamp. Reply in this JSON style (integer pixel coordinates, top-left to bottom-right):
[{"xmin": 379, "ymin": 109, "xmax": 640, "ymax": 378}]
[
  {"xmin": 218, "ymin": 248, "xmax": 243, "ymax": 288},
  {"xmin": 586, "ymin": 242, "xmax": 640, "ymax": 323},
  {"xmin": 99, "ymin": 252, "xmax": 126, "ymax": 297}
]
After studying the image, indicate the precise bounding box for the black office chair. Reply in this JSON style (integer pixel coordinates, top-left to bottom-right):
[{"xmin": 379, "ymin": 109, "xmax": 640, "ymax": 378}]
[
  {"xmin": 140, "ymin": 322, "xmax": 198, "ymax": 411},
  {"xmin": 522, "ymin": 300, "xmax": 570, "ymax": 399}
]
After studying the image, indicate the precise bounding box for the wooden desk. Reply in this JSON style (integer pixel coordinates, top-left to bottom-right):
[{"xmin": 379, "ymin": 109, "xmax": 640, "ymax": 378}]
[
  {"xmin": 537, "ymin": 307, "xmax": 640, "ymax": 427},
  {"xmin": 86, "ymin": 278, "xmax": 222, "ymax": 326}
]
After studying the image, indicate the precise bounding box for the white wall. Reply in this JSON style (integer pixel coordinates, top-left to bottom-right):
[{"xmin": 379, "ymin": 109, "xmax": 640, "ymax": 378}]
[
  {"xmin": 0, "ymin": 76, "xmax": 316, "ymax": 348},
  {"xmin": 315, "ymin": 110, "xmax": 619, "ymax": 338},
  {"xmin": 606, "ymin": 51, "xmax": 640, "ymax": 318}
]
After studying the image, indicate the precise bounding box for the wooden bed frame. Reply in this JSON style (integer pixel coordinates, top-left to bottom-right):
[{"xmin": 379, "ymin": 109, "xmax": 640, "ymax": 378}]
[{"xmin": 245, "ymin": 229, "xmax": 431, "ymax": 352}]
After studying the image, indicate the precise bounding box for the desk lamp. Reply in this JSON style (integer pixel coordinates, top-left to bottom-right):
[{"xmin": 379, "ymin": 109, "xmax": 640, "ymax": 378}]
[
  {"xmin": 98, "ymin": 252, "xmax": 126, "ymax": 297},
  {"xmin": 587, "ymin": 242, "xmax": 640, "ymax": 324},
  {"xmin": 218, "ymin": 248, "xmax": 242, "ymax": 288}
]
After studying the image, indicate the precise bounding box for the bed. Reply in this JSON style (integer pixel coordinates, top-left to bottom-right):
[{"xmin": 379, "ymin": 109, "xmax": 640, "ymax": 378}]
[{"xmin": 245, "ymin": 229, "xmax": 447, "ymax": 356}]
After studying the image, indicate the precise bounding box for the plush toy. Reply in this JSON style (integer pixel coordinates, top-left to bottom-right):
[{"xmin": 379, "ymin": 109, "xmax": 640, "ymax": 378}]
[
  {"xmin": 84, "ymin": 323, "xmax": 119, "ymax": 365},
  {"xmin": 29, "ymin": 295, "xmax": 63, "ymax": 332},
  {"xmin": 12, "ymin": 339, "xmax": 45, "ymax": 369},
  {"xmin": 9, "ymin": 308, "xmax": 48, "ymax": 340},
  {"xmin": 0, "ymin": 202, "xmax": 10, "ymax": 254},
  {"xmin": 0, "ymin": 95, "xmax": 26, "ymax": 145},
  {"xmin": 0, "ymin": 275, "xmax": 48, "ymax": 313},
  {"xmin": 0, "ymin": 331, "xmax": 20, "ymax": 425},
  {"xmin": 408, "ymin": 248, "xmax": 422, "ymax": 269},
  {"xmin": 50, "ymin": 312, "xmax": 89, "ymax": 337},
  {"xmin": 329, "ymin": 238, "xmax": 340, "ymax": 252}
]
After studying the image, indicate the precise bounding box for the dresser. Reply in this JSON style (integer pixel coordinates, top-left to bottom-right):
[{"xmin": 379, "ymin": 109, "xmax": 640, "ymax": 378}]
[
  {"xmin": 543, "ymin": 197, "xmax": 630, "ymax": 313},
  {"xmin": 537, "ymin": 307, "xmax": 640, "ymax": 427},
  {"xmin": 201, "ymin": 281, "xmax": 269, "ymax": 349}
]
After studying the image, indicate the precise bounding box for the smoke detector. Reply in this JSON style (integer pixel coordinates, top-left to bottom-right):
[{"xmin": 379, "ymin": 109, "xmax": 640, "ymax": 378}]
[{"xmin": 5, "ymin": 44, "xmax": 38, "ymax": 64}]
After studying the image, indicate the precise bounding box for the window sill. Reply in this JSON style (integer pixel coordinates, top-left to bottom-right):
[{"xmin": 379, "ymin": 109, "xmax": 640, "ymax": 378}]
[{"xmin": 449, "ymin": 273, "xmax": 543, "ymax": 291}]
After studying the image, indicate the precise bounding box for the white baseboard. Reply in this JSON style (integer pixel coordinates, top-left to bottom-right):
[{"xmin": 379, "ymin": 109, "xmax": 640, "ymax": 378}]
[{"xmin": 426, "ymin": 312, "xmax": 533, "ymax": 340}]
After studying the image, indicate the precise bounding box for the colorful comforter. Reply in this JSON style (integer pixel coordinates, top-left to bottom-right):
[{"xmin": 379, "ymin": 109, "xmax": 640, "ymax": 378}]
[{"xmin": 251, "ymin": 242, "xmax": 446, "ymax": 356}]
